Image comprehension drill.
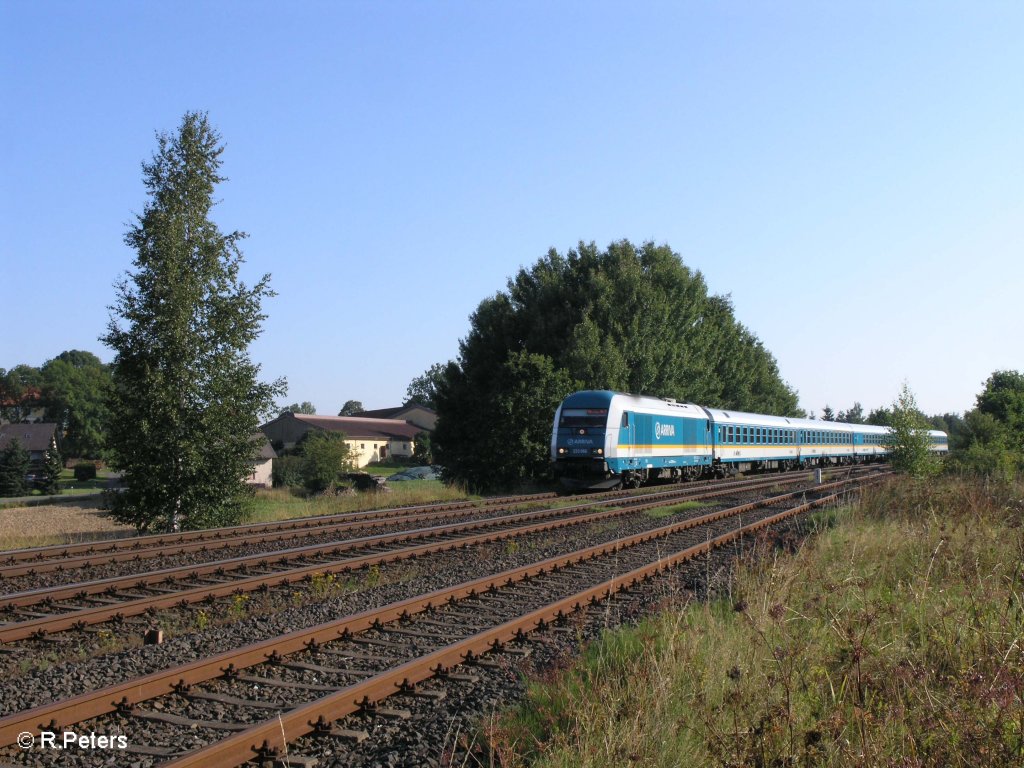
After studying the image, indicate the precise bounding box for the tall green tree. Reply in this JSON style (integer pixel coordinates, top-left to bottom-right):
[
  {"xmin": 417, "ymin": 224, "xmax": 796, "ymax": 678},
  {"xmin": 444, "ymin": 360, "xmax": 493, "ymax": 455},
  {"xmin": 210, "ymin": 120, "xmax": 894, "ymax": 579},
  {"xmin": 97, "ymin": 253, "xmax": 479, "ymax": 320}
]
[
  {"xmin": 885, "ymin": 382, "xmax": 939, "ymax": 477},
  {"xmin": 951, "ymin": 370, "xmax": 1024, "ymax": 478},
  {"xmin": 102, "ymin": 112, "xmax": 285, "ymax": 532},
  {"xmin": 39, "ymin": 447, "xmax": 63, "ymax": 495},
  {"xmin": 0, "ymin": 439, "xmax": 30, "ymax": 497},
  {"xmin": 433, "ymin": 239, "xmax": 800, "ymax": 491},
  {"xmin": 435, "ymin": 351, "xmax": 579, "ymax": 491},
  {"xmin": 40, "ymin": 350, "xmax": 111, "ymax": 458}
]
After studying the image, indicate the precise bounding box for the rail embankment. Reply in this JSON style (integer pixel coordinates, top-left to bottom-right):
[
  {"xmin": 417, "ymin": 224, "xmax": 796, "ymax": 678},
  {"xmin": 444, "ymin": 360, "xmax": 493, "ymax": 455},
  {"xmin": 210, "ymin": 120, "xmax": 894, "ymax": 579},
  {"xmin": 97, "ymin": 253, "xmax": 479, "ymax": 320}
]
[{"xmin": 485, "ymin": 476, "xmax": 1024, "ymax": 768}]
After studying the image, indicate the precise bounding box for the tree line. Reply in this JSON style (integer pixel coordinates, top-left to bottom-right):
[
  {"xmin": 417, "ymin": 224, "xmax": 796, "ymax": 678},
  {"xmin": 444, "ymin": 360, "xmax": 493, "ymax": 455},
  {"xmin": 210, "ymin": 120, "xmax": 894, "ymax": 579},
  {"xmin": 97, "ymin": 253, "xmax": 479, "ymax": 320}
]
[{"xmin": 0, "ymin": 351, "xmax": 111, "ymax": 458}]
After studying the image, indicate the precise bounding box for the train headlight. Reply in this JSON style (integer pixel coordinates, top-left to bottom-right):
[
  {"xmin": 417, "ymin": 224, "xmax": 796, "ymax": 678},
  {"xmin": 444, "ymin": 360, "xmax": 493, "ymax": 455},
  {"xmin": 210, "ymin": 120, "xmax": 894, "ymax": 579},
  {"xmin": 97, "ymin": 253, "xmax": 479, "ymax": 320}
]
[
  {"xmin": 558, "ymin": 447, "xmax": 566, "ymax": 455},
  {"xmin": 592, "ymin": 448, "xmax": 603, "ymax": 455}
]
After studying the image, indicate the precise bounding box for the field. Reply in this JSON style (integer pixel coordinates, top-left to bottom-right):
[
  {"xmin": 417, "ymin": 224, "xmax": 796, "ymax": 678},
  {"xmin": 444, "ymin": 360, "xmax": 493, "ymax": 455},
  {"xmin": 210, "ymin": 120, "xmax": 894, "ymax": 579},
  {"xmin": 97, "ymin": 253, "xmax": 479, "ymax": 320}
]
[
  {"xmin": 485, "ymin": 476, "xmax": 1024, "ymax": 767},
  {"xmin": 0, "ymin": 479, "xmax": 470, "ymax": 550}
]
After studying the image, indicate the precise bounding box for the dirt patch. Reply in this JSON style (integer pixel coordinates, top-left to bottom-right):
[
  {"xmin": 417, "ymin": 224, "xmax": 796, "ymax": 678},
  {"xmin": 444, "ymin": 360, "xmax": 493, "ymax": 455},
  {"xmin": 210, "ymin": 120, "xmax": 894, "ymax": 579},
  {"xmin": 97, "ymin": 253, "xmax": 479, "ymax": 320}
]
[{"xmin": 0, "ymin": 499, "xmax": 136, "ymax": 550}]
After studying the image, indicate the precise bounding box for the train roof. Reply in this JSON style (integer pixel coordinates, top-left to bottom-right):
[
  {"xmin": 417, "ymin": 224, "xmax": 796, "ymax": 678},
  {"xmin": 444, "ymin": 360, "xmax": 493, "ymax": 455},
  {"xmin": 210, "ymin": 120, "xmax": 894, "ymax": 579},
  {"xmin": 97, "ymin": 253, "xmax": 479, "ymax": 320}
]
[
  {"xmin": 561, "ymin": 390, "xmax": 706, "ymax": 417},
  {"xmin": 702, "ymin": 407, "xmax": 891, "ymax": 434},
  {"xmin": 559, "ymin": 391, "xmax": 919, "ymax": 436}
]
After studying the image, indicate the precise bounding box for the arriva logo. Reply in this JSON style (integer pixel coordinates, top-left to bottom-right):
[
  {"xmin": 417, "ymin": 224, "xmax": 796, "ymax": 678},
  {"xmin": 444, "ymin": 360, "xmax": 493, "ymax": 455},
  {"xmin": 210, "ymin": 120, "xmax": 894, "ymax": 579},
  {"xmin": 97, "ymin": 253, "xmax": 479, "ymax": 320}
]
[{"xmin": 655, "ymin": 422, "xmax": 676, "ymax": 439}]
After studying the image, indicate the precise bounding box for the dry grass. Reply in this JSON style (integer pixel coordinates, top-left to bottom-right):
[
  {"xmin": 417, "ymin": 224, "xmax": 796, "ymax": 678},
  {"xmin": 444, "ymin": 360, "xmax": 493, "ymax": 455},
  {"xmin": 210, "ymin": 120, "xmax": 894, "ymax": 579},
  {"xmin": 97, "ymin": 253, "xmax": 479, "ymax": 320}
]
[
  {"xmin": 0, "ymin": 499, "xmax": 136, "ymax": 551},
  {"xmin": 484, "ymin": 476, "xmax": 1024, "ymax": 767},
  {"xmin": 244, "ymin": 480, "xmax": 472, "ymax": 524}
]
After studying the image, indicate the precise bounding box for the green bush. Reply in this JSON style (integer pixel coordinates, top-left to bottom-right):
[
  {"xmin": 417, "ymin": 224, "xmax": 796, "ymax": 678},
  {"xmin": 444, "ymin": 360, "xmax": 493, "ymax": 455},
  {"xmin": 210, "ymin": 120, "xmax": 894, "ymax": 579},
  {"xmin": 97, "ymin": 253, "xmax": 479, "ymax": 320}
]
[
  {"xmin": 271, "ymin": 456, "xmax": 304, "ymax": 488},
  {"xmin": 301, "ymin": 432, "xmax": 355, "ymax": 493},
  {"xmin": 73, "ymin": 462, "xmax": 98, "ymax": 481}
]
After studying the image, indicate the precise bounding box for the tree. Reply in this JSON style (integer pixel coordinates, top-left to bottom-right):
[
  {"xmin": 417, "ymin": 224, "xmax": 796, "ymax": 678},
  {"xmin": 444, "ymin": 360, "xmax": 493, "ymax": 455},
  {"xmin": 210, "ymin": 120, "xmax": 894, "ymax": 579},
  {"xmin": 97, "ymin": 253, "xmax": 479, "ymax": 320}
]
[
  {"xmin": 837, "ymin": 402, "xmax": 865, "ymax": 424},
  {"xmin": 435, "ymin": 351, "xmax": 579, "ymax": 491},
  {"xmin": 950, "ymin": 370, "xmax": 1024, "ymax": 478},
  {"xmin": 404, "ymin": 363, "xmax": 447, "ymax": 409},
  {"xmin": 974, "ymin": 371, "xmax": 1024, "ymax": 443},
  {"xmin": 338, "ymin": 400, "xmax": 363, "ymax": 416},
  {"xmin": 822, "ymin": 405, "xmax": 836, "ymax": 421},
  {"xmin": 0, "ymin": 439, "xmax": 30, "ymax": 497},
  {"xmin": 885, "ymin": 382, "xmax": 939, "ymax": 477},
  {"xmin": 0, "ymin": 365, "xmax": 43, "ymax": 422},
  {"xmin": 279, "ymin": 401, "xmax": 316, "ymax": 415},
  {"xmin": 40, "ymin": 350, "xmax": 111, "ymax": 458},
  {"xmin": 102, "ymin": 112, "xmax": 285, "ymax": 532},
  {"xmin": 432, "ymin": 240, "xmax": 800, "ymax": 491},
  {"xmin": 413, "ymin": 431, "xmax": 433, "ymax": 464},
  {"xmin": 38, "ymin": 447, "xmax": 62, "ymax": 495},
  {"xmin": 867, "ymin": 407, "xmax": 893, "ymax": 427},
  {"xmin": 300, "ymin": 431, "xmax": 355, "ymax": 492}
]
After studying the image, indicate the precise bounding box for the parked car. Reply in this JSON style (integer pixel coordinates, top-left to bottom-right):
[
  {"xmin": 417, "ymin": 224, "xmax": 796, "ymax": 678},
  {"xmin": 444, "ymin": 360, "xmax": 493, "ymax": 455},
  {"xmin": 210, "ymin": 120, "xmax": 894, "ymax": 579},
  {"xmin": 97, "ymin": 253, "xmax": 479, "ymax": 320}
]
[{"xmin": 387, "ymin": 466, "xmax": 442, "ymax": 481}]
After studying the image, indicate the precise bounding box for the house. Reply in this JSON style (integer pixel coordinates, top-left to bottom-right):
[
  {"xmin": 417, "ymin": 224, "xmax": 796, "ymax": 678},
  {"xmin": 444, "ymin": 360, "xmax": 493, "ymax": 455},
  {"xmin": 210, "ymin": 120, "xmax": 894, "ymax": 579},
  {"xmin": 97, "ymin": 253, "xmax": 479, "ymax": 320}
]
[
  {"xmin": 353, "ymin": 404, "xmax": 437, "ymax": 433},
  {"xmin": 0, "ymin": 422, "xmax": 60, "ymax": 466},
  {"xmin": 247, "ymin": 433, "xmax": 277, "ymax": 487},
  {"xmin": 260, "ymin": 413, "xmax": 422, "ymax": 468}
]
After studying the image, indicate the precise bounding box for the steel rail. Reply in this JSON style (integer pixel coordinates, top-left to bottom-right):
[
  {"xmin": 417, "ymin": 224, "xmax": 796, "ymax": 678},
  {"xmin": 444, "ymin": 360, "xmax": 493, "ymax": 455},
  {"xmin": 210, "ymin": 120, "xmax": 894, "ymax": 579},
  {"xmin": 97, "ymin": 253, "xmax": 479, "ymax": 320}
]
[
  {"xmin": 0, "ymin": 475, "xmax": 867, "ymax": 643},
  {"xmin": 0, "ymin": 478, "xmax": 859, "ymax": 642},
  {"xmin": 166, "ymin": 491, "xmax": 844, "ymax": 767},
  {"xmin": 0, "ymin": 471, "xmax": 823, "ymax": 603},
  {"xmin": 0, "ymin": 466, "xmax": 878, "ymax": 567},
  {"xmin": 0, "ymin": 479, "xmax": 871, "ymax": 747}
]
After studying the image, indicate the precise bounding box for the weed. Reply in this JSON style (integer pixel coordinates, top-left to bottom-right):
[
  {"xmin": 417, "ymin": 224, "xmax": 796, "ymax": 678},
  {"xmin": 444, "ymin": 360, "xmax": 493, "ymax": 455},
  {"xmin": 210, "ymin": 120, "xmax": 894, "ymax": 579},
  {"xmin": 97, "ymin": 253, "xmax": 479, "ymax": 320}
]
[{"xmin": 483, "ymin": 476, "xmax": 1024, "ymax": 767}]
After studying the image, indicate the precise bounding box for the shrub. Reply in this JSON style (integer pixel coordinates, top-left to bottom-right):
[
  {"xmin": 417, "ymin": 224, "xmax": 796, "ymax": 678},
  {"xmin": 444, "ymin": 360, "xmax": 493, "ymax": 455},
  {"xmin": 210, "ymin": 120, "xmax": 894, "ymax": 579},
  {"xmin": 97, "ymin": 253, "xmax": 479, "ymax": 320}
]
[
  {"xmin": 73, "ymin": 462, "xmax": 98, "ymax": 482},
  {"xmin": 271, "ymin": 456, "xmax": 304, "ymax": 488}
]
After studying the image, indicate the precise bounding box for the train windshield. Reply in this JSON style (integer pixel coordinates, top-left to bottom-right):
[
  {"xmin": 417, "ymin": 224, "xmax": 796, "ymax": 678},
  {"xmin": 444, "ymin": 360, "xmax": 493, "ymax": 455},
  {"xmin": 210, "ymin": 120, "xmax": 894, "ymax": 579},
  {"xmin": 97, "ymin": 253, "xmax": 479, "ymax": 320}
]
[{"xmin": 559, "ymin": 408, "xmax": 608, "ymax": 428}]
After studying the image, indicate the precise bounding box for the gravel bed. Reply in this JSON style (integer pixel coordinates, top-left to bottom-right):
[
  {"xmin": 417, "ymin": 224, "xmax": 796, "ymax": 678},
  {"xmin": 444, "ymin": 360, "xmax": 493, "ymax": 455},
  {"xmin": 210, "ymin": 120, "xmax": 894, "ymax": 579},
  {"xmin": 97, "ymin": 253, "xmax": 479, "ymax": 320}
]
[
  {"xmin": 0, "ymin": 494, "xmax": 643, "ymax": 594},
  {"xmin": 0, "ymin": 487, "xmax": 842, "ymax": 767}
]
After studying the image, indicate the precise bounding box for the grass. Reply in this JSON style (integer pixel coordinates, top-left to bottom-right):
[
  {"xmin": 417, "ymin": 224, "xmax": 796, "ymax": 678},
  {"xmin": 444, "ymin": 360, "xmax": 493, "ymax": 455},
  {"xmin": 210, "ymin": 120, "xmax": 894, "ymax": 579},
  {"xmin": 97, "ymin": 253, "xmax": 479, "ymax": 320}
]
[
  {"xmin": 483, "ymin": 476, "xmax": 1024, "ymax": 767},
  {"xmin": 645, "ymin": 500, "xmax": 709, "ymax": 519},
  {"xmin": 243, "ymin": 480, "xmax": 471, "ymax": 524}
]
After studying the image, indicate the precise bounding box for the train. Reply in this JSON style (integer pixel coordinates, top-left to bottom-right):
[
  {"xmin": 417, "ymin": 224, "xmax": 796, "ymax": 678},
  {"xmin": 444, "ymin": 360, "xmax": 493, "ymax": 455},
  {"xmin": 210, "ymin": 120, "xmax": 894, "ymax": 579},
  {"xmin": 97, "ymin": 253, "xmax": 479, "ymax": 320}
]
[{"xmin": 551, "ymin": 390, "xmax": 948, "ymax": 490}]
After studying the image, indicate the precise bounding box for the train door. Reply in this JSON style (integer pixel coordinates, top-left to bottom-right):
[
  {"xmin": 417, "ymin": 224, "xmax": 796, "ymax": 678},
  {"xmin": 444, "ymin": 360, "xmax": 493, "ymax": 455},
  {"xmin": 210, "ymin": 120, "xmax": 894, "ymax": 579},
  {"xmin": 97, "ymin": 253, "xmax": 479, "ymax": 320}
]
[{"xmin": 620, "ymin": 411, "xmax": 634, "ymax": 463}]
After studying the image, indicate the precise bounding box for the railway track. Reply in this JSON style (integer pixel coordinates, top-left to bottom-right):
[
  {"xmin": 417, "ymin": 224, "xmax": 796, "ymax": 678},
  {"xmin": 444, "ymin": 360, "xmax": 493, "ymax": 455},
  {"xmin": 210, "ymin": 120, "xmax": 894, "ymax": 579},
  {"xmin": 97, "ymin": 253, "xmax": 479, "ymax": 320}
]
[
  {"xmin": 0, "ymin": 473, "xmax": 880, "ymax": 767},
  {"xmin": 0, "ymin": 471, "xmax": 879, "ymax": 643}
]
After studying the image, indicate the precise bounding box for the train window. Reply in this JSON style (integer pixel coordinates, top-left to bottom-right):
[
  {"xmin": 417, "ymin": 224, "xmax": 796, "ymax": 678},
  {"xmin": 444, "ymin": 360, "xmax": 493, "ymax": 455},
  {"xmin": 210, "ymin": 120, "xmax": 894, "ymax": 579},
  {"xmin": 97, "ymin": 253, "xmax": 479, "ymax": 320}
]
[
  {"xmin": 727, "ymin": 426, "xmax": 734, "ymax": 442},
  {"xmin": 621, "ymin": 412, "xmax": 629, "ymax": 428},
  {"xmin": 562, "ymin": 408, "xmax": 609, "ymax": 428}
]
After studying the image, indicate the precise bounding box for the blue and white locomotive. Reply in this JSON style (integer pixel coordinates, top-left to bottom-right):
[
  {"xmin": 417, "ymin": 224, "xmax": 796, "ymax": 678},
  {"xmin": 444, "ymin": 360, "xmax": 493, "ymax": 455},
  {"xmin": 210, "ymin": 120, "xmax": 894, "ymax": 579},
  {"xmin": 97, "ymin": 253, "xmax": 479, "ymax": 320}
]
[{"xmin": 551, "ymin": 390, "xmax": 948, "ymax": 489}]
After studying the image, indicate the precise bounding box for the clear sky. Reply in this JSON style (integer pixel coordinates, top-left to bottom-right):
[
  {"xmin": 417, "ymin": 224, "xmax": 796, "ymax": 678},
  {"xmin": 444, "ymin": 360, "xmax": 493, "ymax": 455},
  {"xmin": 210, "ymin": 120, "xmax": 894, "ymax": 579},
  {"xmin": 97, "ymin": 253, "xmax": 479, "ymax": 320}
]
[{"xmin": 2, "ymin": 1, "xmax": 1021, "ymax": 418}]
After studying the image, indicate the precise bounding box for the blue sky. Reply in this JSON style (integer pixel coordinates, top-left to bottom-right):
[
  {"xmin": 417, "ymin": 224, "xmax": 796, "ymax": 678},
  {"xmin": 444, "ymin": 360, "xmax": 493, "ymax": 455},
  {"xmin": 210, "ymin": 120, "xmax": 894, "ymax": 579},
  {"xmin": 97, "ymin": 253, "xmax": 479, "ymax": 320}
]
[{"xmin": 2, "ymin": 1, "xmax": 1021, "ymax": 418}]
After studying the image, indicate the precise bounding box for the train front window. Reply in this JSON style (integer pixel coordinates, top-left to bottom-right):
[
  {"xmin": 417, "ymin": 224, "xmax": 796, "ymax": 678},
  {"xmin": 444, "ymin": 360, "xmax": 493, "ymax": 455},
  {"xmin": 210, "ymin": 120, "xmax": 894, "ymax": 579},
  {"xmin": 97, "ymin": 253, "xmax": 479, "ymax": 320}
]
[{"xmin": 559, "ymin": 408, "xmax": 608, "ymax": 428}]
